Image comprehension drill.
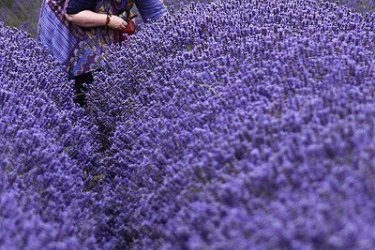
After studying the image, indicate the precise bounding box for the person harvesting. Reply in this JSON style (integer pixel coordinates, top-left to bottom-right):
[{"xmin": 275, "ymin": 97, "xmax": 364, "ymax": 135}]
[{"xmin": 39, "ymin": 0, "xmax": 168, "ymax": 107}]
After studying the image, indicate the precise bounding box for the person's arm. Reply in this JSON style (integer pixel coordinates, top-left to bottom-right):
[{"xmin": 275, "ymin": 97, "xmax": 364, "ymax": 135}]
[
  {"xmin": 65, "ymin": 10, "xmax": 128, "ymax": 30},
  {"xmin": 134, "ymin": 0, "xmax": 168, "ymax": 23}
]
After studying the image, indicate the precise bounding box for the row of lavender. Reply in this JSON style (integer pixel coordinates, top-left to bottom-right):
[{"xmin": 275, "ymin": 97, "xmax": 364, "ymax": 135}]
[
  {"xmin": 0, "ymin": 23, "xmax": 109, "ymax": 248},
  {"xmin": 163, "ymin": 0, "xmax": 375, "ymax": 13},
  {"xmin": 87, "ymin": 0, "xmax": 375, "ymax": 248}
]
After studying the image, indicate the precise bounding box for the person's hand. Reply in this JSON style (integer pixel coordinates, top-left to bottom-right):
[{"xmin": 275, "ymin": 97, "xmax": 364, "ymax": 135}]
[{"xmin": 107, "ymin": 15, "xmax": 128, "ymax": 30}]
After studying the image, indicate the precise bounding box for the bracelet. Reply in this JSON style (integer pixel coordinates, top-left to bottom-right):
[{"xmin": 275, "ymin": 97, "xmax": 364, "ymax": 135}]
[{"xmin": 105, "ymin": 13, "xmax": 112, "ymax": 26}]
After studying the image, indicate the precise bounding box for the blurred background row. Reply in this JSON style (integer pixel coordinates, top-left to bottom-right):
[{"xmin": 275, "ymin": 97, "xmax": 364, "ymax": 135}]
[{"xmin": 0, "ymin": 0, "xmax": 373, "ymax": 38}]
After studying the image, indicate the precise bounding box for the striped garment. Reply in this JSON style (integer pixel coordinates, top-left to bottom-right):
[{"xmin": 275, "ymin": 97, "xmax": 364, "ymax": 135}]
[{"xmin": 38, "ymin": 0, "xmax": 168, "ymax": 79}]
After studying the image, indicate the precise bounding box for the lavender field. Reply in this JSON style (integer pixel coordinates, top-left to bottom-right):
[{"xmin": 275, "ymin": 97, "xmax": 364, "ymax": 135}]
[{"xmin": 1, "ymin": 0, "xmax": 375, "ymax": 249}]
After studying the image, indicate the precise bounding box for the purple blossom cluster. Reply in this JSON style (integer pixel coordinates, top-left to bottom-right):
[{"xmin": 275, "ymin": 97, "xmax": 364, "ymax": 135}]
[{"xmin": 88, "ymin": 0, "xmax": 375, "ymax": 248}]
